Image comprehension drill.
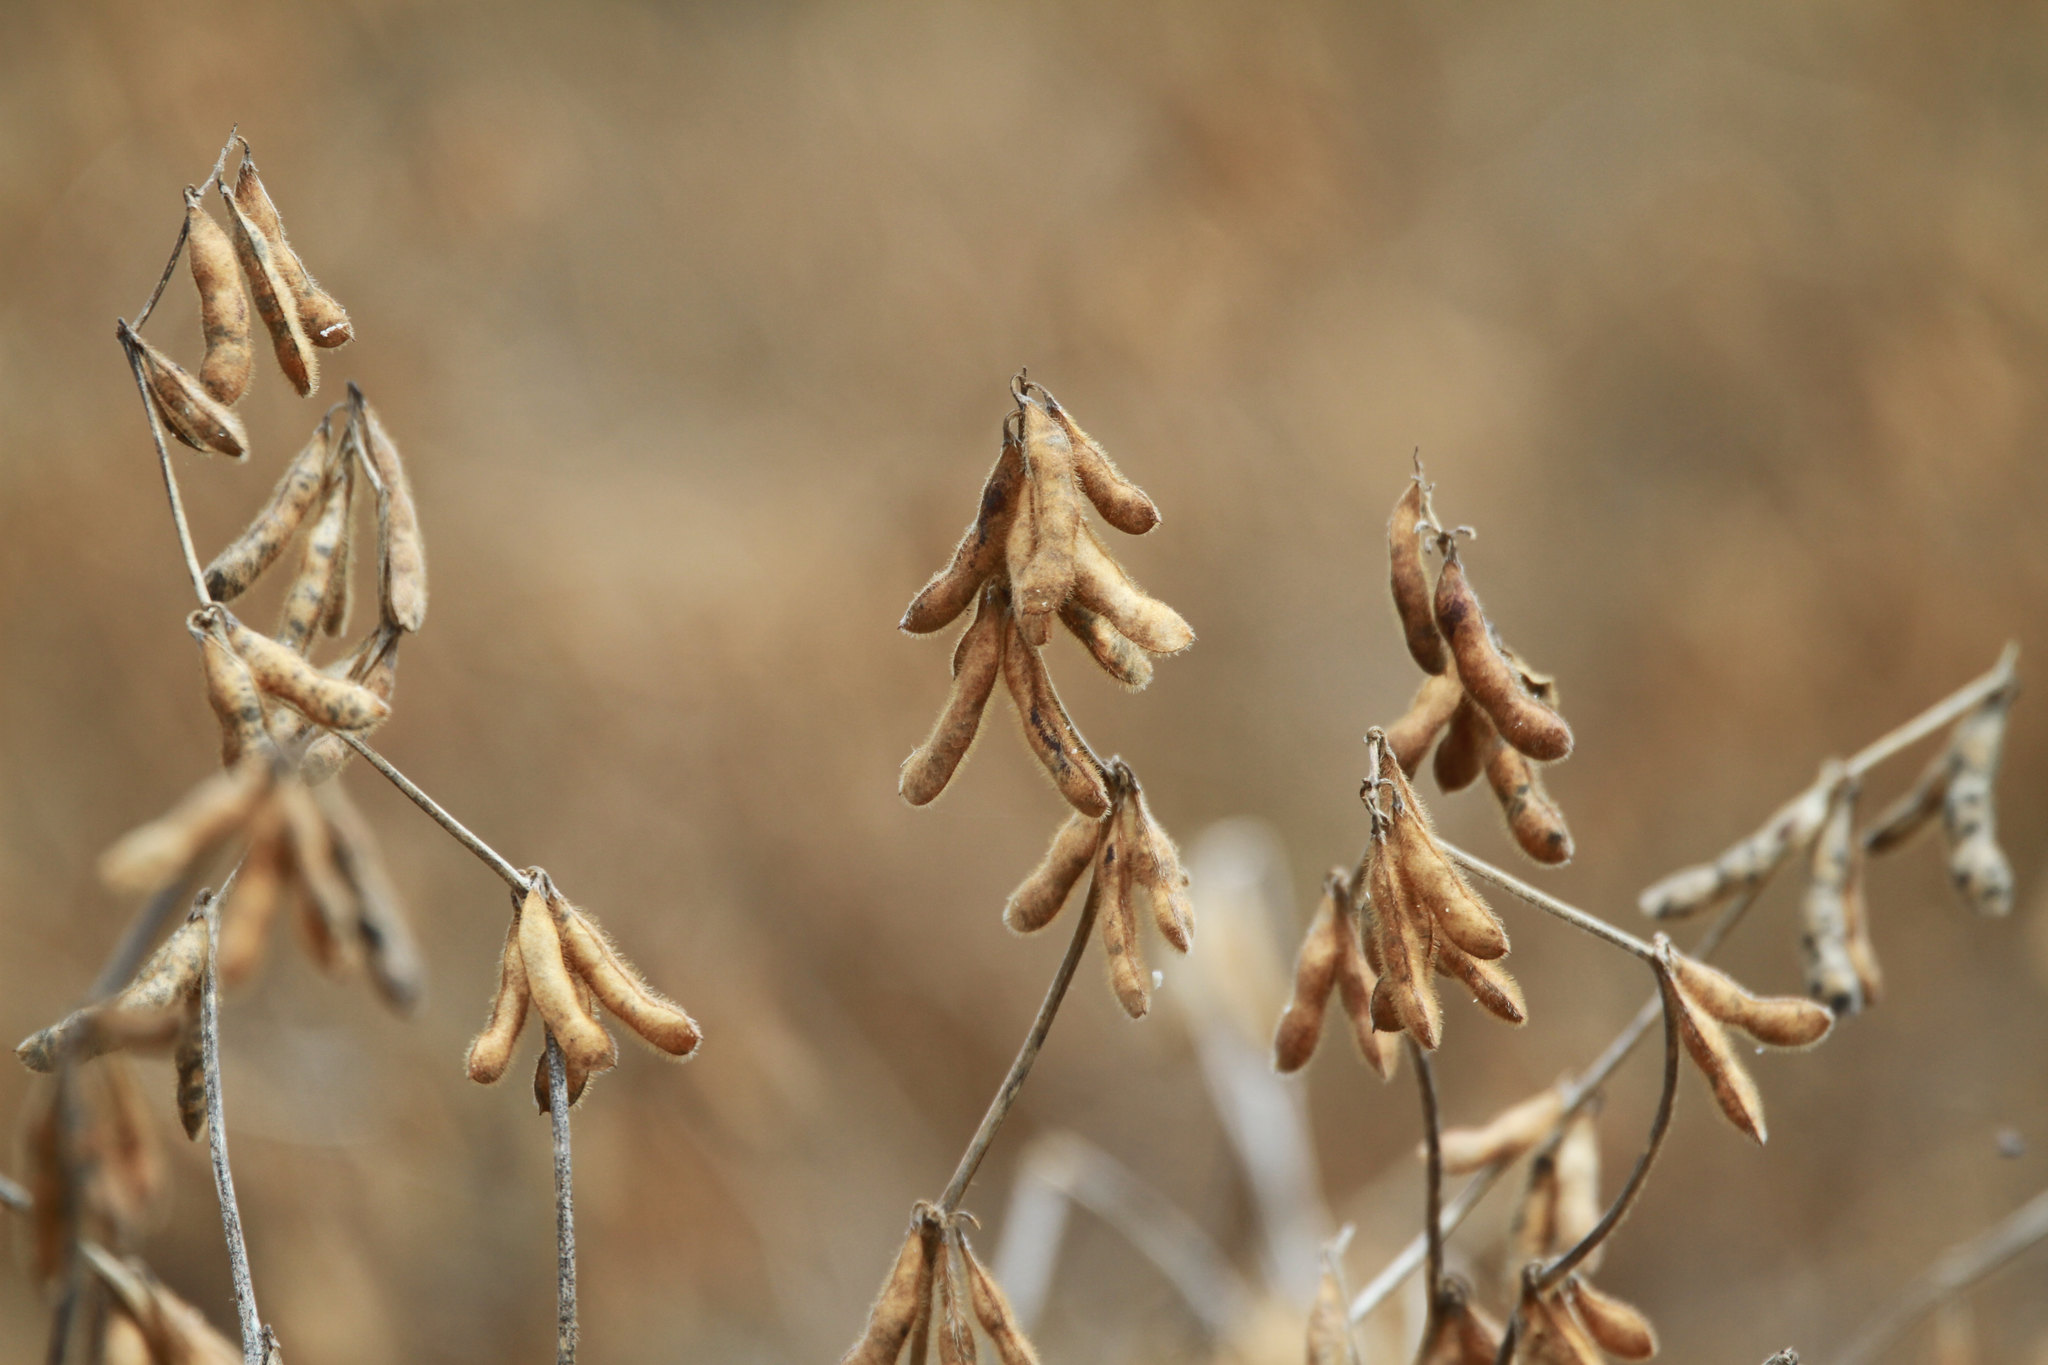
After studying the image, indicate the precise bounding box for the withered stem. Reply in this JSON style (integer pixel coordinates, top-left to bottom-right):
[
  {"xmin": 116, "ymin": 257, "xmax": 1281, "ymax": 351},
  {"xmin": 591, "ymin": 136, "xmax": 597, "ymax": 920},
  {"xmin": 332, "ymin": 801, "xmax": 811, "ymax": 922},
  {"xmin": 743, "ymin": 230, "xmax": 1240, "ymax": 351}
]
[
  {"xmin": 937, "ymin": 885, "xmax": 1103, "ymax": 1215},
  {"xmin": 1533, "ymin": 963, "xmax": 1681, "ymax": 1292},
  {"xmin": 200, "ymin": 889, "xmax": 268, "ymax": 1365},
  {"xmin": 1409, "ymin": 1038, "xmax": 1446, "ymax": 1338},
  {"xmin": 116, "ymin": 322, "xmax": 210, "ymax": 606},
  {"xmin": 1835, "ymin": 1184, "xmax": 2048, "ymax": 1365},
  {"xmin": 1442, "ymin": 841, "xmax": 1658, "ymax": 961},
  {"xmin": 545, "ymin": 1033, "xmax": 579, "ymax": 1365},
  {"xmin": 339, "ymin": 734, "xmax": 533, "ymax": 894}
]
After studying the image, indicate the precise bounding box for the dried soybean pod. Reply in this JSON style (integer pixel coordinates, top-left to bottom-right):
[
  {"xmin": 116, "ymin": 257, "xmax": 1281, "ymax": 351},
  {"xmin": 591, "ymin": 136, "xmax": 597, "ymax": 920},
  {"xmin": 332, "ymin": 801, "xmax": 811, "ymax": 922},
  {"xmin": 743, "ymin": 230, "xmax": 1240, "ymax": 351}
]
[
  {"xmin": 555, "ymin": 898, "xmax": 702, "ymax": 1057},
  {"xmin": 1389, "ymin": 478, "xmax": 1448, "ymax": 675},
  {"xmin": 1444, "ymin": 1294, "xmax": 1505, "ymax": 1365},
  {"xmin": 1370, "ymin": 843, "xmax": 1442, "ymax": 1048},
  {"xmin": 1552, "ymin": 1110, "xmax": 1601, "ymax": 1255},
  {"xmin": 1041, "ymin": 391, "xmax": 1159, "ymax": 535},
  {"xmin": 1001, "ymin": 611, "xmax": 1110, "ymax": 817},
  {"xmin": 1800, "ymin": 787, "xmax": 1865, "ymax": 1016},
  {"xmin": 270, "ymin": 462, "xmax": 352, "ymax": 654},
  {"xmin": 1385, "ymin": 764, "xmax": 1509, "ymax": 959},
  {"xmin": 1563, "ymin": 1280, "xmax": 1657, "ymax": 1361},
  {"xmin": 1660, "ymin": 957, "xmax": 1767, "ymax": 1144},
  {"xmin": 131, "ymin": 331, "xmax": 250, "ymax": 459},
  {"xmin": 1433, "ymin": 551, "xmax": 1572, "ymax": 761},
  {"xmin": 1306, "ymin": 1263, "xmax": 1354, "ymax": 1365},
  {"xmin": 903, "ymin": 427, "xmax": 1026, "ymax": 634},
  {"xmin": 205, "ymin": 413, "xmax": 338, "ymax": 601},
  {"xmin": 902, "ymin": 584, "xmax": 1008, "ymax": 806},
  {"xmin": 1098, "ymin": 828, "xmax": 1150, "ymax": 1018},
  {"xmin": 933, "ymin": 1235, "xmax": 978, "ymax": 1365},
  {"xmin": 191, "ymin": 614, "xmax": 272, "ymax": 768},
  {"xmin": 1273, "ymin": 877, "xmax": 1342, "ymax": 1072},
  {"xmin": 839, "ymin": 1213, "xmax": 939, "ymax": 1365},
  {"xmin": 1433, "ymin": 937, "xmax": 1526, "ymax": 1025},
  {"xmin": 322, "ymin": 446, "xmax": 363, "ymax": 639},
  {"xmin": 14, "ymin": 919, "xmax": 208, "ymax": 1071},
  {"xmin": 1943, "ymin": 692, "xmax": 2015, "ymax": 916},
  {"xmin": 97, "ymin": 759, "xmax": 273, "ymax": 896},
  {"xmin": 222, "ymin": 610, "xmax": 389, "ymax": 731},
  {"xmin": 961, "ymin": 1236, "xmax": 1042, "ymax": 1365},
  {"xmin": 1386, "ymin": 672, "xmax": 1462, "ymax": 777},
  {"xmin": 535, "ymin": 978, "xmax": 607, "ymax": 1113},
  {"xmin": 220, "ymin": 178, "xmax": 318, "ymax": 396},
  {"xmin": 184, "ymin": 190, "xmax": 251, "ymax": 405},
  {"xmin": 466, "ymin": 911, "xmax": 532, "ymax": 1084},
  {"xmin": 1005, "ymin": 810, "xmax": 1105, "ymax": 934},
  {"xmin": 318, "ymin": 783, "xmax": 425, "ymax": 1012},
  {"xmin": 516, "ymin": 881, "xmax": 616, "ymax": 1073},
  {"xmin": 1485, "ymin": 742, "xmax": 1574, "ymax": 865},
  {"xmin": 1012, "ymin": 389, "xmax": 1080, "ymax": 632},
  {"xmin": 359, "ymin": 398, "xmax": 428, "ymax": 632},
  {"xmin": 1634, "ymin": 862, "xmax": 1724, "ymax": 922},
  {"xmin": 1071, "ymin": 524, "xmax": 1194, "ymax": 655},
  {"xmin": 216, "ymin": 815, "xmax": 288, "ymax": 989},
  {"xmin": 1524, "ymin": 1290, "xmax": 1605, "ymax": 1365},
  {"xmin": 1004, "ymin": 466, "xmax": 1046, "ymax": 646},
  {"xmin": 1126, "ymin": 782, "xmax": 1193, "ymax": 952},
  {"xmin": 1331, "ymin": 890, "xmax": 1399, "ymax": 1078},
  {"xmin": 233, "ymin": 153, "xmax": 352, "ymax": 347},
  {"xmin": 173, "ymin": 996, "xmax": 206, "ymax": 1140},
  {"xmin": 1432, "ymin": 696, "xmax": 1495, "ymax": 794},
  {"xmin": 1058, "ymin": 600, "xmax": 1153, "ymax": 689},
  {"xmin": 299, "ymin": 627, "xmax": 401, "ymax": 783},
  {"xmin": 1435, "ymin": 1084, "xmax": 1566, "ymax": 1174},
  {"xmin": 1663, "ymin": 946, "xmax": 1833, "ymax": 1048},
  {"xmin": 1842, "ymin": 852, "xmax": 1884, "ymax": 1006}
]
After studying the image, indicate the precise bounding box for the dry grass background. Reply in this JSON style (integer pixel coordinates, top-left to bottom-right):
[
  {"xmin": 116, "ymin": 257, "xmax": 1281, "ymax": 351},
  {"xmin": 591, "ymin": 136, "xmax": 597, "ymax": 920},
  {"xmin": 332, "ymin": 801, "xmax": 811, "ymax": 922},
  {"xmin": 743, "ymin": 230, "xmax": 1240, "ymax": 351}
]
[{"xmin": 2, "ymin": 2, "xmax": 2047, "ymax": 1360}]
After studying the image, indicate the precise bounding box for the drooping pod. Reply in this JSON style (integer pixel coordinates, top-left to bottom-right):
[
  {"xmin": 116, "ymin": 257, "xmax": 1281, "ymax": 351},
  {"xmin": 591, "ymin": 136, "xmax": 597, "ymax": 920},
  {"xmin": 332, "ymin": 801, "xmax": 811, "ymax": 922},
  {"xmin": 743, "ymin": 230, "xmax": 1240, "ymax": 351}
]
[
  {"xmin": 1121, "ymin": 775, "xmax": 1193, "ymax": 953},
  {"xmin": 358, "ymin": 397, "xmax": 429, "ymax": 632},
  {"xmin": 1005, "ymin": 810, "xmax": 1106, "ymax": 933},
  {"xmin": 1386, "ymin": 672, "xmax": 1463, "ymax": 777},
  {"xmin": 552, "ymin": 891, "xmax": 702, "ymax": 1057},
  {"xmin": 1382, "ymin": 758, "xmax": 1510, "ymax": 960},
  {"xmin": 1040, "ymin": 387, "xmax": 1159, "ymax": 535},
  {"xmin": 1388, "ymin": 477, "xmax": 1449, "ymax": 675},
  {"xmin": 1097, "ymin": 820, "xmax": 1150, "ymax": 1019},
  {"xmin": 961, "ymin": 1234, "xmax": 1043, "ymax": 1365},
  {"xmin": 535, "ymin": 976, "xmax": 608, "ymax": 1112},
  {"xmin": 1942, "ymin": 691, "xmax": 2015, "ymax": 917},
  {"xmin": 220, "ymin": 176, "xmax": 318, "ymax": 396},
  {"xmin": 1274, "ymin": 874, "xmax": 1344, "ymax": 1073},
  {"xmin": 902, "ymin": 424, "xmax": 1025, "ymax": 634},
  {"xmin": 1366, "ymin": 833, "xmax": 1442, "ymax": 1049},
  {"xmin": 1522, "ymin": 1288, "xmax": 1606, "ymax": 1365},
  {"xmin": 1433, "ymin": 937, "xmax": 1525, "ymax": 1025},
  {"xmin": 216, "ymin": 804, "xmax": 289, "ymax": 989},
  {"xmin": 1432, "ymin": 696, "xmax": 1495, "ymax": 793},
  {"xmin": 191, "ymin": 614, "xmax": 274, "ymax": 768},
  {"xmin": 1058, "ymin": 600, "xmax": 1153, "ymax": 689},
  {"xmin": 901, "ymin": 582, "xmax": 1008, "ymax": 806},
  {"xmin": 839, "ymin": 1209, "xmax": 941, "ymax": 1365},
  {"xmin": 205, "ymin": 411, "xmax": 341, "ymax": 602},
  {"xmin": 1432, "ymin": 550, "xmax": 1572, "ymax": 761},
  {"xmin": 1305, "ymin": 1262, "xmax": 1354, "ymax": 1365},
  {"xmin": 1658, "ymin": 950, "xmax": 1767, "ymax": 1143},
  {"xmin": 269, "ymin": 459, "xmax": 353, "ymax": 655},
  {"xmin": 1563, "ymin": 1278, "xmax": 1658, "ymax": 1361},
  {"xmin": 184, "ymin": 190, "xmax": 251, "ymax": 405},
  {"xmin": 173, "ymin": 996, "xmax": 206, "ymax": 1140},
  {"xmin": 218, "ymin": 608, "xmax": 388, "ymax": 731},
  {"xmin": 97, "ymin": 758, "xmax": 273, "ymax": 897},
  {"xmin": 1071, "ymin": 524, "xmax": 1193, "ymax": 656},
  {"xmin": 298, "ymin": 626, "xmax": 401, "ymax": 783},
  {"xmin": 1330, "ymin": 881, "xmax": 1399, "ymax": 1078},
  {"xmin": 232, "ymin": 151, "xmax": 353, "ymax": 347},
  {"xmin": 1484, "ymin": 741, "xmax": 1574, "ymax": 865},
  {"xmin": 1000, "ymin": 607, "xmax": 1110, "ymax": 817},
  {"xmin": 1418, "ymin": 1279, "xmax": 1503, "ymax": 1365},
  {"xmin": 1661, "ymin": 942, "xmax": 1834, "ymax": 1048},
  {"xmin": 1799, "ymin": 784, "xmax": 1866, "ymax": 1016},
  {"xmin": 467, "ymin": 911, "xmax": 532, "ymax": 1085},
  {"xmin": 1011, "ymin": 389, "xmax": 1081, "ymax": 636},
  {"xmin": 129, "ymin": 330, "xmax": 249, "ymax": 459},
  {"xmin": 319, "ymin": 783, "xmax": 425, "ymax": 1012},
  {"xmin": 15, "ymin": 918, "xmax": 208, "ymax": 1071},
  {"xmin": 1434, "ymin": 1083, "xmax": 1566, "ymax": 1174},
  {"xmin": 1551, "ymin": 1109, "xmax": 1602, "ymax": 1259},
  {"xmin": 1637, "ymin": 761, "xmax": 1843, "ymax": 919},
  {"xmin": 515, "ymin": 880, "xmax": 617, "ymax": 1074}
]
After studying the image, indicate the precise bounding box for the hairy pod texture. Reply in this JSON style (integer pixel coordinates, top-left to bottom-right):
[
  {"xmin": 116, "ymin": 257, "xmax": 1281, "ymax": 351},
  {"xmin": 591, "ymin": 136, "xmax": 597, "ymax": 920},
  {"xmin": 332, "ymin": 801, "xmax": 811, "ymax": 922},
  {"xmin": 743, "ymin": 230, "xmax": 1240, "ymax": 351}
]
[
  {"xmin": 961, "ymin": 1235, "xmax": 1042, "ymax": 1365},
  {"xmin": 1485, "ymin": 742, "xmax": 1574, "ymax": 866},
  {"xmin": 901, "ymin": 583, "xmax": 1008, "ymax": 806},
  {"xmin": 1658, "ymin": 954, "xmax": 1768, "ymax": 1144},
  {"xmin": 1563, "ymin": 1278, "xmax": 1659, "ymax": 1360},
  {"xmin": 1389, "ymin": 478, "xmax": 1449, "ymax": 676},
  {"xmin": 205, "ymin": 411, "xmax": 342, "ymax": 600},
  {"xmin": 233, "ymin": 151, "xmax": 353, "ymax": 347},
  {"xmin": 132, "ymin": 330, "xmax": 248, "ymax": 458},
  {"xmin": 1432, "ymin": 551, "xmax": 1572, "ymax": 762},
  {"xmin": 1662, "ymin": 944, "xmax": 1833, "ymax": 1049},
  {"xmin": 221, "ymin": 175, "xmax": 317, "ymax": 396},
  {"xmin": 184, "ymin": 192, "xmax": 252, "ymax": 405},
  {"xmin": 1387, "ymin": 672, "xmax": 1464, "ymax": 777},
  {"xmin": 839, "ymin": 1209, "xmax": 941, "ymax": 1365}
]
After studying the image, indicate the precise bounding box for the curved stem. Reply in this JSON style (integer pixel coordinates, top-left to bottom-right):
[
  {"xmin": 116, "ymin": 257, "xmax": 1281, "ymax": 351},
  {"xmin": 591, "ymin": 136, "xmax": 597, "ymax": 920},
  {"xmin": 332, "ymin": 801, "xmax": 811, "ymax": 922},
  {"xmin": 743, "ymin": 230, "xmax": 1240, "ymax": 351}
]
[
  {"xmin": 938, "ymin": 886, "xmax": 1102, "ymax": 1215},
  {"xmin": 546, "ymin": 1033, "xmax": 579, "ymax": 1365},
  {"xmin": 1534, "ymin": 961, "xmax": 1681, "ymax": 1291}
]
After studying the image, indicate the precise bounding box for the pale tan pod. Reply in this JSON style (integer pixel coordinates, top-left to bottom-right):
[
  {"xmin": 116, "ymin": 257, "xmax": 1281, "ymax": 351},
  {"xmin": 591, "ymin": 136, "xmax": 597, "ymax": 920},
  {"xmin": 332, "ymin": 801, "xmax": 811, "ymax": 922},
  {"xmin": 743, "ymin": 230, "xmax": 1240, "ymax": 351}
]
[
  {"xmin": 205, "ymin": 413, "xmax": 337, "ymax": 601},
  {"xmin": 839, "ymin": 1213, "xmax": 940, "ymax": 1365},
  {"xmin": 1523, "ymin": 1290, "xmax": 1605, "ymax": 1365},
  {"xmin": 1485, "ymin": 742, "xmax": 1574, "ymax": 866},
  {"xmin": 233, "ymin": 154, "xmax": 352, "ymax": 347},
  {"xmin": 902, "ymin": 583, "xmax": 1008, "ymax": 806},
  {"xmin": 1057, "ymin": 599, "xmax": 1153, "ymax": 689},
  {"xmin": 1306, "ymin": 1263, "xmax": 1353, "ymax": 1365},
  {"xmin": 1433, "ymin": 552, "xmax": 1572, "ymax": 761},
  {"xmin": 1127, "ymin": 783, "xmax": 1193, "ymax": 952},
  {"xmin": 1012, "ymin": 390, "xmax": 1080, "ymax": 633},
  {"xmin": 1663, "ymin": 948, "xmax": 1833, "ymax": 1049},
  {"xmin": 299, "ymin": 627, "xmax": 401, "ymax": 783},
  {"xmin": 1435, "ymin": 1084, "xmax": 1566, "ymax": 1175},
  {"xmin": 1098, "ymin": 824, "xmax": 1150, "ymax": 1019},
  {"xmin": 933, "ymin": 1233, "xmax": 978, "ymax": 1365},
  {"xmin": 222, "ymin": 610, "xmax": 389, "ymax": 731},
  {"xmin": 191, "ymin": 614, "xmax": 273, "ymax": 768},
  {"xmin": 1071, "ymin": 524, "xmax": 1193, "ymax": 655},
  {"xmin": 1389, "ymin": 479, "xmax": 1449, "ymax": 676},
  {"xmin": 1005, "ymin": 810, "xmax": 1106, "ymax": 934},
  {"xmin": 1385, "ymin": 765, "xmax": 1509, "ymax": 960},
  {"xmin": 1564, "ymin": 1279, "xmax": 1658, "ymax": 1361},
  {"xmin": 961, "ymin": 1236, "xmax": 1043, "ymax": 1365},
  {"xmin": 1943, "ymin": 693, "xmax": 2014, "ymax": 916},
  {"xmin": 1433, "ymin": 937, "xmax": 1526, "ymax": 1025},
  {"xmin": 517, "ymin": 883, "xmax": 617, "ymax": 1073},
  {"xmin": 97, "ymin": 758, "xmax": 273, "ymax": 896},
  {"xmin": 467, "ymin": 911, "xmax": 532, "ymax": 1084},
  {"xmin": 1509, "ymin": 1150, "xmax": 1562, "ymax": 1268},
  {"xmin": 102, "ymin": 1306, "xmax": 154, "ymax": 1365},
  {"xmin": 1432, "ymin": 696, "xmax": 1495, "ymax": 794},
  {"xmin": 131, "ymin": 330, "xmax": 250, "ymax": 458},
  {"xmin": 1552, "ymin": 1110, "xmax": 1601, "ymax": 1256},
  {"xmin": 220, "ymin": 178, "xmax": 318, "ymax": 396},
  {"xmin": 216, "ymin": 806, "xmax": 290, "ymax": 989},
  {"xmin": 1644, "ymin": 764, "xmax": 1848, "ymax": 920},
  {"xmin": 1273, "ymin": 877, "xmax": 1342, "ymax": 1073},
  {"xmin": 555, "ymin": 897, "xmax": 702, "ymax": 1056},
  {"xmin": 1000, "ymin": 609, "xmax": 1111, "ymax": 817},
  {"xmin": 1634, "ymin": 862, "xmax": 1724, "ymax": 922},
  {"xmin": 1800, "ymin": 787, "xmax": 1865, "ymax": 1016},
  {"xmin": 902, "ymin": 426, "xmax": 1025, "ymax": 634},
  {"xmin": 173, "ymin": 993, "xmax": 206, "ymax": 1140},
  {"xmin": 269, "ymin": 457, "xmax": 353, "ymax": 655},
  {"xmin": 1660, "ymin": 964, "xmax": 1767, "ymax": 1144},
  {"xmin": 1331, "ymin": 884, "xmax": 1400, "ymax": 1078},
  {"xmin": 360, "ymin": 399, "xmax": 429, "ymax": 632},
  {"xmin": 1386, "ymin": 672, "xmax": 1463, "ymax": 778},
  {"xmin": 184, "ymin": 191, "xmax": 252, "ymax": 405},
  {"xmin": 317, "ymin": 783, "xmax": 424, "ymax": 1012},
  {"xmin": 1002, "ymin": 431, "xmax": 1047, "ymax": 647},
  {"xmin": 534, "ymin": 976, "xmax": 608, "ymax": 1113},
  {"xmin": 1041, "ymin": 389, "xmax": 1159, "ymax": 536},
  {"xmin": 278, "ymin": 782, "xmax": 360, "ymax": 973}
]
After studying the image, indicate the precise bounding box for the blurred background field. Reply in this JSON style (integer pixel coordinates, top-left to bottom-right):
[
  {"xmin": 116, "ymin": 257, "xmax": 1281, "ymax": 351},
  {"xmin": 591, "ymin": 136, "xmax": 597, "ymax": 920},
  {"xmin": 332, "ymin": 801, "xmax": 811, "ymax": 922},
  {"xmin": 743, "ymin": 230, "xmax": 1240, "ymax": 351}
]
[{"xmin": 2, "ymin": 2, "xmax": 2047, "ymax": 1360}]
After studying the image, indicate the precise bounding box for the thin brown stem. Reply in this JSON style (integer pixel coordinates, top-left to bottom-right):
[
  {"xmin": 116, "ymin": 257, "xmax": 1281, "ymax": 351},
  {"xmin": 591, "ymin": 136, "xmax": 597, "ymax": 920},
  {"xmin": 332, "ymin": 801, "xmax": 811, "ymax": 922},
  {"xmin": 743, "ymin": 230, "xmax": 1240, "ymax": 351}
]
[
  {"xmin": 133, "ymin": 126, "xmax": 239, "ymax": 330},
  {"xmin": 545, "ymin": 1033, "xmax": 578, "ymax": 1365},
  {"xmin": 1533, "ymin": 964, "xmax": 1681, "ymax": 1291},
  {"xmin": 1442, "ymin": 841, "xmax": 1658, "ymax": 962},
  {"xmin": 116, "ymin": 322, "xmax": 209, "ymax": 606},
  {"xmin": 1408, "ymin": 1038, "xmax": 1445, "ymax": 1338},
  {"xmin": 199, "ymin": 888, "xmax": 267, "ymax": 1365},
  {"xmin": 937, "ymin": 885, "xmax": 1103, "ymax": 1215},
  {"xmin": 338, "ymin": 734, "xmax": 532, "ymax": 894},
  {"xmin": 1834, "ymin": 1184, "xmax": 2048, "ymax": 1365}
]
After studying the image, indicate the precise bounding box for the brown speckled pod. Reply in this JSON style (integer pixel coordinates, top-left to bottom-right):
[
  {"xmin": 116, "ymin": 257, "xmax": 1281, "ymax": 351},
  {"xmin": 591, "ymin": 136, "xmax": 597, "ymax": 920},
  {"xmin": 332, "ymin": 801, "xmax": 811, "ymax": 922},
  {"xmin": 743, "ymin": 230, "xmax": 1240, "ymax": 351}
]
[{"xmin": 1433, "ymin": 551, "xmax": 1571, "ymax": 761}]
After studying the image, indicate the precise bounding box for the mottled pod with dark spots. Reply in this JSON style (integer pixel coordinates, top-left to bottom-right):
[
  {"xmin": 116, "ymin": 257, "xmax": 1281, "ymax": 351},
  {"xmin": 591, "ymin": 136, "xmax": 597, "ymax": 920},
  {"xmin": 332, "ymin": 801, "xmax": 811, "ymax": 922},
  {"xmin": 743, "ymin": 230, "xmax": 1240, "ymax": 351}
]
[
  {"xmin": 220, "ymin": 176, "xmax": 317, "ymax": 396},
  {"xmin": 1432, "ymin": 550, "xmax": 1572, "ymax": 761},
  {"xmin": 901, "ymin": 425, "xmax": 1025, "ymax": 634},
  {"xmin": 1942, "ymin": 691, "xmax": 2015, "ymax": 917},
  {"xmin": 131, "ymin": 330, "xmax": 248, "ymax": 458},
  {"xmin": 901, "ymin": 583, "xmax": 1008, "ymax": 806},
  {"xmin": 204, "ymin": 412, "xmax": 340, "ymax": 601},
  {"xmin": 1799, "ymin": 784, "xmax": 1866, "ymax": 1016},
  {"xmin": 1000, "ymin": 607, "xmax": 1110, "ymax": 817},
  {"xmin": 1485, "ymin": 741, "xmax": 1574, "ymax": 865},
  {"xmin": 219, "ymin": 609, "xmax": 389, "ymax": 731}
]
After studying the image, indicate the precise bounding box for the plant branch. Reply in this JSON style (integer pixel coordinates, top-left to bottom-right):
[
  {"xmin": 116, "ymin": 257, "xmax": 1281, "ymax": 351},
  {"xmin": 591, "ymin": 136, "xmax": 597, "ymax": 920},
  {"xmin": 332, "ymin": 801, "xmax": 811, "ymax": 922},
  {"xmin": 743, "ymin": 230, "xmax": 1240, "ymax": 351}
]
[
  {"xmin": 546, "ymin": 1032, "xmax": 579, "ymax": 1365},
  {"xmin": 1834, "ymin": 1184, "xmax": 2048, "ymax": 1365},
  {"xmin": 115, "ymin": 321, "xmax": 210, "ymax": 606},
  {"xmin": 338, "ymin": 734, "xmax": 532, "ymax": 894},
  {"xmin": 199, "ymin": 887, "xmax": 267, "ymax": 1365},
  {"xmin": 1409, "ymin": 1037, "xmax": 1445, "ymax": 1335},
  {"xmin": 1441, "ymin": 841, "xmax": 1658, "ymax": 962},
  {"xmin": 938, "ymin": 886, "xmax": 1103, "ymax": 1215}
]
